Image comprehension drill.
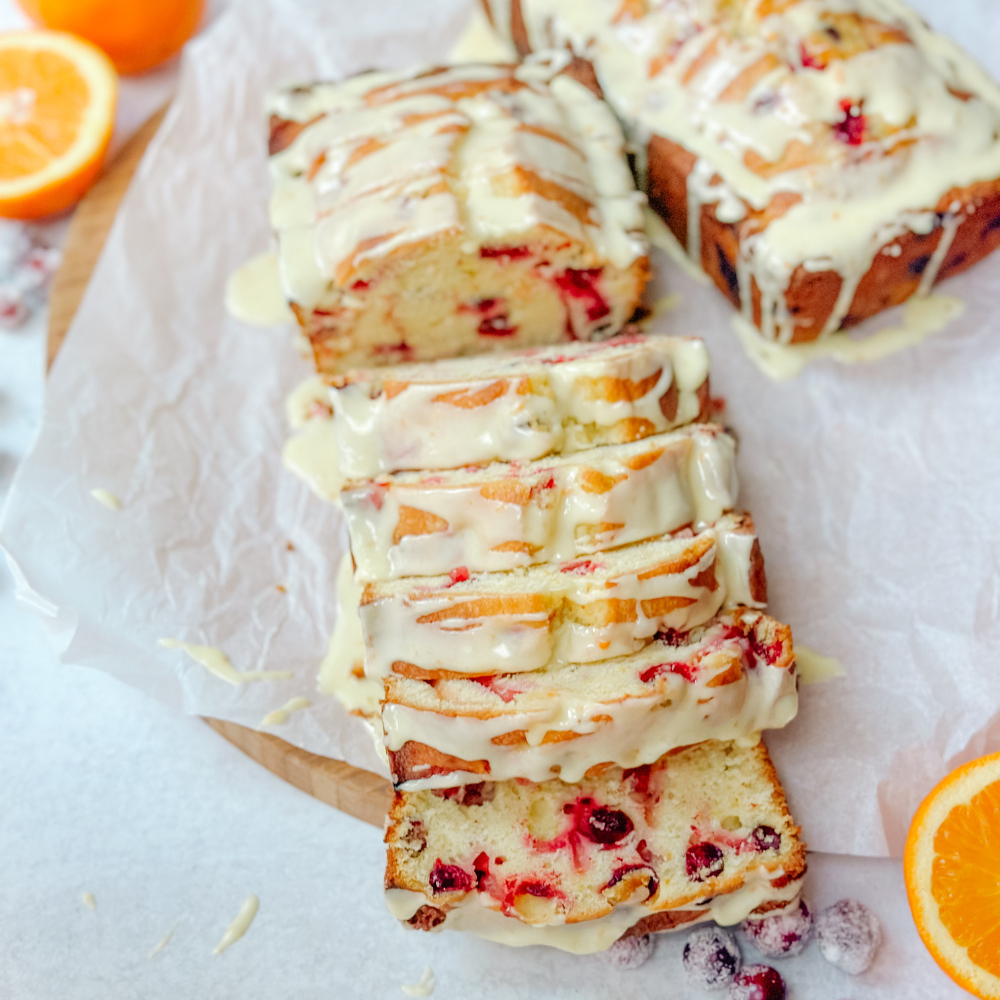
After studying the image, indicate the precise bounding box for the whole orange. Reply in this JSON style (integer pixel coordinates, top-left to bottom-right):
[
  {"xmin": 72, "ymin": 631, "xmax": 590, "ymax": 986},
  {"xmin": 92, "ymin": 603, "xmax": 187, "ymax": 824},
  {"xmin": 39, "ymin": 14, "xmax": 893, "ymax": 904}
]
[{"xmin": 17, "ymin": 0, "xmax": 204, "ymax": 75}]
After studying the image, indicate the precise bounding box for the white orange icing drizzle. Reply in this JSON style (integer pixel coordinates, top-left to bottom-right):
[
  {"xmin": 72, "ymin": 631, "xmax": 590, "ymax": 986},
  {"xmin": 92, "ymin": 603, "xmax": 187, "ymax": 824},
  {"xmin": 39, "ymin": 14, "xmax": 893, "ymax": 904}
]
[
  {"xmin": 342, "ymin": 424, "xmax": 737, "ymax": 582},
  {"xmin": 385, "ymin": 876, "xmax": 802, "ymax": 954},
  {"xmin": 383, "ymin": 613, "xmax": 798, "ymax": 787},
  {"xmin": 361, "ymin": 514, "xmax": 761, "ymax": 678},
  {"xmin": 495, "ymin": 0, "xmax": 999, "ymax": 343},
  {"xmin": 266, "ymin": 56, "xmax": 646, "ymax": 312},
  {"xmin": 326, "ymin": 335, "xmax": 710, "ymax": 479}
]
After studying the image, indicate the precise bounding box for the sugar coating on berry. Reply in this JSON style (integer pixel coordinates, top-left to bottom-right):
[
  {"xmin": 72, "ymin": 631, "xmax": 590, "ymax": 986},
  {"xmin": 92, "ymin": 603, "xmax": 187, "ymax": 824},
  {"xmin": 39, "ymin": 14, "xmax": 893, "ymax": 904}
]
[
  {"xmin": 729, "ymin": 963, "xmax": 786, "ymax": 1000},
  {"xmin": 741, "ymin": 898, "xmax": 814, "ymax": 958},
  {"xmin": 599, "ymin": 933, "xmax": 654, "ymax": 970},
  {"xmin": 682, "ymin": 926, "xmax": 742, "ymax": 988},
  {"xmin": 815, "ymin": 899, "xmax": 882, "ymax": 975}
]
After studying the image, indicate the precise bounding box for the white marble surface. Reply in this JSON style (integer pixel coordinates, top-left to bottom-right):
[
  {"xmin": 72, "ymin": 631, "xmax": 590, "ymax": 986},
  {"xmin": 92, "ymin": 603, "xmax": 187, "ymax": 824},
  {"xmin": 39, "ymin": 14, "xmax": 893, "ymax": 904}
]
[{"xmin": 0, "ymin": 0, "xmax": 983, "ymax": 996}]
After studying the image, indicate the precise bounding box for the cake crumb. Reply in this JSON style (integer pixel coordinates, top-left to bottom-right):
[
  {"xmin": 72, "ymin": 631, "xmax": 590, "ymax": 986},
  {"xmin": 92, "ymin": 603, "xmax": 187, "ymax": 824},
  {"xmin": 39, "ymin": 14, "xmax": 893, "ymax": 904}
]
[{"xmin": 82, "ymin": 892, "xmax": 96, "ymax": 911}]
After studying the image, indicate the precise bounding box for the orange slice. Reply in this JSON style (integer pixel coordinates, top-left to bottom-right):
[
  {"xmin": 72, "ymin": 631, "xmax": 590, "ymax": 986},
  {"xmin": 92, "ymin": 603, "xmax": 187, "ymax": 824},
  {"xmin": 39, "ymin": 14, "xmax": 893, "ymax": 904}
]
[
  {"xmin": 0, "ymin": 30, "xmax": 117, "ymax": 219},
  {"xmin": 904, "ymin": 751, "xmax": 1000, "ymax": 999}
]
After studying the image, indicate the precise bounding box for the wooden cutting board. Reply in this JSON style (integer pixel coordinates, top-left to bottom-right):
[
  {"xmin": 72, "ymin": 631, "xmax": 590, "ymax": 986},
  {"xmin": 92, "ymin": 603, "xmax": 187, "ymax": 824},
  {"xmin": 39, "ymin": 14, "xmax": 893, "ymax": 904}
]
[{"xmin": 47, "ymin": 108, "xmax": 391, "ymax": 830}]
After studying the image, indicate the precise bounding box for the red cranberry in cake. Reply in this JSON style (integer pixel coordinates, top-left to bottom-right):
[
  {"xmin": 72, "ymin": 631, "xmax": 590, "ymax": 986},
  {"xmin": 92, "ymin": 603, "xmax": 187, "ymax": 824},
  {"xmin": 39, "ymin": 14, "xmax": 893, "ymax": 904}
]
[
  {"xmin": 599, "ymin": 933, "xmax": 654, "ymax": 970},
  {"xmin": 682, "ymin": 926, "xmax": 743, "ymax": 988},
  {"xmin": 833, "ymin": 99, "xmax": 867, "ymax": 146},
  {"xmin": 686, "ymin": 842, "xmax": 725, "ymax": 882},
  {"xmin": 750, "ymin": 825, "xmax": 782, "ymax": 853},
  {"xmin": 267, "ymin": 63, "xmax": 648, "ymax": 374},
  {"xmin": 740, "ymin": 899, "xmax": 813, "ymax": 959},
  {"xmin": 569, "ymin": 798, "xmax": 635, "ymax": 845},
  {"xmin": 815, "ymin": 899, "xmax": 882, "ymax": 974},
  {"xmin": 428, "ymin": 860, "xmax": 473, "ymax": 894},
  {"xmin": 729, "ymin": 964, "xmax": 786, "ymax": 1000}
]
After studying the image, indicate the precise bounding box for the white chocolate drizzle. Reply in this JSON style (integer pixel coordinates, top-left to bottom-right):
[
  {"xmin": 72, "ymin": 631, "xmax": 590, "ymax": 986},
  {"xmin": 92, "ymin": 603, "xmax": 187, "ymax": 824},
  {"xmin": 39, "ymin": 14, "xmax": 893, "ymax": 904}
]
[
  {"xmin": 213, "ymin": 895, "xmax": 259, "ymax": 955},
  {"xmin": 147, "ymin": 924, "xmax": 177, "ymax": 959},
  {"xmin": 384, "ymin": 611, "xmax": 798, "ymax": 787},
  {"xmin": 795, "ymin": 643, "xmax": 846, "ymax": 684},
  {"xmin": 361, "ymin": 513, "xmax": 761, "ymax": 678},
  {"xmin": 385, "ymin": 876, "xmax": 802, "ymax": 954},
  {"xmin": 400, "ymin": 966, "xmax": 436, "ymax": 998},
  {"xmin": 224, "ymin": 251, "xmax": 296, "ymax": 326},
  {"xmin": 158, "ymin": 639, "xmax": 293, "ymax": 685},
  {"xmin": 90, "ymin": 488, "xmax": 121, "ymax": 511},
  {"xmin": 326, "ymin": 334, "xmax": 709, "ymax": 479},
  {"xmin": 259, "ymin": 696, "xmax": 312, "ymax": 728},
  {"xmin": 493, "ymin": 0, "xmax": 1000, "ymax": 345},
  {"xmin": 266, "ymin": 57, "xmax": 646, "ymax": 314},
  {"xmin": 343, "ymin": 424, "xmax": 737, "ymax": 582},
  {"xmin": 731, "ymin": 294, "xmax": 965, "ymax": 380}
]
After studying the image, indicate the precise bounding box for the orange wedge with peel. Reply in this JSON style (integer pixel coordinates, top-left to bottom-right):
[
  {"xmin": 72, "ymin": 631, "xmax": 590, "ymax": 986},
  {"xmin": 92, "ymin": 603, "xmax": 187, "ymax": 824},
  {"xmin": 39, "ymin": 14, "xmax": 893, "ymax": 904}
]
[
  {"xmin": 905, "ymin": 750, "xmax": 1000, "ymax": 999},
  {"xmin": 0, "ymin": 30, "xmax": 117, "ymax": 219}
]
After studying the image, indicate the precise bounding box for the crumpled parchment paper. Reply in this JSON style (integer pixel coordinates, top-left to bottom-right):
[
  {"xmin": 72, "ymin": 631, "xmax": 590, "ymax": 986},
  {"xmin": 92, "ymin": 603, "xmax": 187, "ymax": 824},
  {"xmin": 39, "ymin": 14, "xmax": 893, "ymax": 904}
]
[{"xmin": 3, "ymin": 0, "xmax": 1000, "ymax": 859}]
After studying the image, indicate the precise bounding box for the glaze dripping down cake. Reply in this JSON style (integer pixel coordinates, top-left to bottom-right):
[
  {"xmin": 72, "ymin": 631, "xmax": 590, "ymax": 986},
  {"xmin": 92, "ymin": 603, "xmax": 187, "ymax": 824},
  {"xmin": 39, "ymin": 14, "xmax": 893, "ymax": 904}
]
[
  {"xmin": 266, "ymin": 55, "xmax": 650, "ymax": 373},
  {"xmin": 385, "ymin": 740, "xmax": 807, "ymax": 953},
  {"xmin": 483, "ymin": 0, "xmax": 1000, "ymax": 344}
]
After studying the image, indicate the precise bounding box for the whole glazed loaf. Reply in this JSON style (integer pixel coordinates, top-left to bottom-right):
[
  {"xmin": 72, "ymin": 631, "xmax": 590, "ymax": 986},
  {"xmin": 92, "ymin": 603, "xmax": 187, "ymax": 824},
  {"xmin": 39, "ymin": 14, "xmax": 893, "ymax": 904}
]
[
  {"xmin": 385, "ymin": 740, "xmax": 806, "ymax": 952},
  {"xmin": 328, "ymin": 334, "xmax": 711, "ymax": 478},
  {"xmin": 360, "ymin": 512, "xmax": 766, "ymax": 679},
  {"xmin": 483, "ymin": 0, "xmax": 1000, "ymax": 344},
  {"xmin": 342, "ymin": 423, "xmax": 738, "ymax": 581},
  {"xmin": 383, "ymin": 608, "xmax": 799, "ymax": 788},
  {"xmin": 266, "ymin": 55, "xmax": 650, "ymax": 372}
]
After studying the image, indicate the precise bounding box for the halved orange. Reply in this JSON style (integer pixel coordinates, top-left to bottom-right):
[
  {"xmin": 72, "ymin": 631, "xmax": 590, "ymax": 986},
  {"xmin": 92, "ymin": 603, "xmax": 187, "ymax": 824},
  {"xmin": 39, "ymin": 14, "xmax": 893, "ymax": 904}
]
[
  {"xmin": 0, "ymin": 30, "xmax": 117, "ymax": 219},
  {"xmin": 17, "ymin": 0, "xmax": 205, "ymax": 76},
  {"xmin": 905, "ymin": 751, "xmax": 1000, "ymax": 999}
]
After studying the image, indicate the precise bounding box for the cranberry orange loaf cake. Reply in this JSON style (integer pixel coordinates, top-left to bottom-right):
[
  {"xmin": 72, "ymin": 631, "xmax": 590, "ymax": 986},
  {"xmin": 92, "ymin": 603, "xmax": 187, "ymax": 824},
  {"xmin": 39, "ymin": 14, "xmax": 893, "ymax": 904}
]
[
  {"xmin": 385, "ymin": 740, "xmax": 806, "ymax": 952},
  {"xmin": 342, "ymin": 423, "xmax": 737, "ymax": 581},
  {"xmin": 329, "ymin": 334, "xmax": 711, "ymax": 478},
  {"xmin": 383, "ymin": 608, "xmax": 798, "ymax": 787},
  {"xmin": 265, "ymin": 56, "xmax": 650, "ymax": 373},
  {"xmin": 484, "ymin": 0, "xmax": 1000, "ymax": 343},
  {"xmin": 360, "ymin": 512, "xmax": 766, "ymax": 679}
]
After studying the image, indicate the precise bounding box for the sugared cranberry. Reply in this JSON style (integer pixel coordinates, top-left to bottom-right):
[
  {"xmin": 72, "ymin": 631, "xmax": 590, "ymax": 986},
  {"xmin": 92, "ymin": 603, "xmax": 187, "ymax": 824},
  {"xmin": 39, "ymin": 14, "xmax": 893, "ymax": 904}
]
[
  {"xmin": 750, "ymin": 825, "xmax": 782, "ymax": 852},
  {"xmin": 729, "ymin": 964, "xmax": 786, "ymax": 1000},
  {"xmin": 741, "ymin": 899, "xmax": 813, "ymax": 958},
  {"xmin": 686, "ymin": 842, "xmax": 725, "ymax": 881},
  {"xmin": 833, "ymin": 98, "xmax": 866, "ymax": 145},
  {"xmin": 682, "ymin": 926, "xmax": 742, "ymax": 988},
  {"xmin": 815, "ymin": 899, "xmax": 882, "ymax": 974},
  {"xmin": 428, "ymin": 860, "xmax": 473, "ymax": 894},
  {"xmin": 599, "ymin": 933, "xmax": 654, "ymax": 970},
  {"xmin": 584, "ymin": 805, "xmax": 634, "ymax": 845}
]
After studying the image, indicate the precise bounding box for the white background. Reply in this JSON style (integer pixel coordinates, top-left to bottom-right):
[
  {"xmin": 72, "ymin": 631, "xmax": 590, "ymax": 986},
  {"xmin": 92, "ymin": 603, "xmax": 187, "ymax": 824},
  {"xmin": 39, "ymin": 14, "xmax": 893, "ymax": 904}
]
[{"xmin": 1, "ymin": 0, "xmax": 996, "ymax": 996}]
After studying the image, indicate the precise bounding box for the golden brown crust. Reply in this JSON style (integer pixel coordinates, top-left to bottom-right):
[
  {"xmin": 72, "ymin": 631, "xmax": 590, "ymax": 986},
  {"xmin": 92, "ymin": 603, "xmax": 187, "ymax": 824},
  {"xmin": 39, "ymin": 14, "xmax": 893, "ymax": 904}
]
[
  {"xmin": 389, "ymin": 742, "xmax": 491, "ymax": 784},
  {"xmin": 647, "ymin": 133, "xmax": 1000, "ymax": 342},
  {"xmin": 621, "ymin": 908, "xmax": 702, "ymax": 938}
]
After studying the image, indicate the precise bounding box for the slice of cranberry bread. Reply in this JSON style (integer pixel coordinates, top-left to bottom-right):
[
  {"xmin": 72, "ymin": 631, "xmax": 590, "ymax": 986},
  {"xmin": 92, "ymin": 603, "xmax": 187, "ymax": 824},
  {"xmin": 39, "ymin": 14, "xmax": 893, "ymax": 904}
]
[
  {"xmin": 328, "ymin": 334, "xmax": 711, "ymax": 478},
  {"xmin": 383, "ymin": 608, "xmax": 798, "ymax": 787},
  {"xmin": 360, "ymin": 512, "xmax": 765, "ymax": 679},
  {"xmin": 486, "ymin": 1, "xmax": 1000, "ymax": 345},
  {"xmin": 385, "ymin": 739, "xmax": 806, "ymax": 953},
  {"xmin": 342, "ymin": 423, "xmax": 737, "ymax": 581},
  {"xmin": 265, "ymin": 56, "xmax": 649, "ymax": 374}
]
